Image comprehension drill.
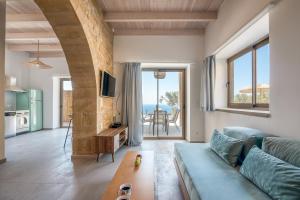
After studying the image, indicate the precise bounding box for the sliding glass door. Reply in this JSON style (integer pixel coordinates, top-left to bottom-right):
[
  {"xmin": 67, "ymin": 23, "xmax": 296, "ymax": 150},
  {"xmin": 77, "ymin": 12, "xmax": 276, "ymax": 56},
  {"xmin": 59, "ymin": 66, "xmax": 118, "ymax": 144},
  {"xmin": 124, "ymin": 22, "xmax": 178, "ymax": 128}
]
[{"xmin": 142, "ymin": 69, "xmax": 185, "ymax": 139}]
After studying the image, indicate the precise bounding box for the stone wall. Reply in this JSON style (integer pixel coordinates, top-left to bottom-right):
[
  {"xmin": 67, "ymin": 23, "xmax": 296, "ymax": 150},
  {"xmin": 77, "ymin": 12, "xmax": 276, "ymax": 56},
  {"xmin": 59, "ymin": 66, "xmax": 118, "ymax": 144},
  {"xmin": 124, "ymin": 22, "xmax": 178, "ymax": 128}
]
[
  {"xmin": 35, "ymin": 0, "xmax": 113, "ymax": 155},
  {"xmin": 70, "ymin": 0, "xmax": 113, "ymax": 134}
]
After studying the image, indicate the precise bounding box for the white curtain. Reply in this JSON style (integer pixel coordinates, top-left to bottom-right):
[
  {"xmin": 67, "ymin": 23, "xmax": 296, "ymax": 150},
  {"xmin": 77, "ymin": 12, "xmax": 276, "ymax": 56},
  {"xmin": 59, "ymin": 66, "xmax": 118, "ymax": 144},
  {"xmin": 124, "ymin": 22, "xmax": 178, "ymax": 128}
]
[
  {"xmin": 201, "ymin": 55, "xmax": 216, "ymax": 111},
  {"xmin": 122, "ymin": 63, "xmax": 143, "ymax": 146}
]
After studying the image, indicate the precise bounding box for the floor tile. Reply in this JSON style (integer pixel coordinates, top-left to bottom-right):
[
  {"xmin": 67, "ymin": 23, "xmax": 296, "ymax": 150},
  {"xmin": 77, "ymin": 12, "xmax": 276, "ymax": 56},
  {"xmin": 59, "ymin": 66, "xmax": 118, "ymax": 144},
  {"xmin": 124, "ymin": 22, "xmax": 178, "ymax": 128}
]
[{"xmin": 0, "ymin": 129, "xmax": 184, "ymax": 200}]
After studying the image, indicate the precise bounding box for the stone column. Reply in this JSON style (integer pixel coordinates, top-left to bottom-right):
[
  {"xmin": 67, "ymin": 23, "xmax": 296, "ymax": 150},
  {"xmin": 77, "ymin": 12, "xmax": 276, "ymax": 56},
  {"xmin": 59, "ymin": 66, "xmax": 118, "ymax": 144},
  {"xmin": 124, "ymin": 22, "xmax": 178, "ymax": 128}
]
[
  {"xmin": 35, "ymin": 0, "xmax": 113, "ymax": 156},
  {"xmin": 0, "ymin": 0, "xmax": 6, "ymax": 163}
]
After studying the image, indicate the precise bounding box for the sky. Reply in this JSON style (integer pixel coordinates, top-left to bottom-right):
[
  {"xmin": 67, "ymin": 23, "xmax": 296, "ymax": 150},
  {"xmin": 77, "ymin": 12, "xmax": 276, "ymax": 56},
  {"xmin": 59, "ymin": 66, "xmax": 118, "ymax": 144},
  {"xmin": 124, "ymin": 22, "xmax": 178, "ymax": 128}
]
[
  {"xmin": 233, "ymin": 43, "xmax": 270, "ymax": 95},
  {"xmin": 142, "ymin": 71, "xmax": 179, "ymax": 104},
  {"xmin": 63, "ymin": 80, "xmax": 72, "ymax": 91}
]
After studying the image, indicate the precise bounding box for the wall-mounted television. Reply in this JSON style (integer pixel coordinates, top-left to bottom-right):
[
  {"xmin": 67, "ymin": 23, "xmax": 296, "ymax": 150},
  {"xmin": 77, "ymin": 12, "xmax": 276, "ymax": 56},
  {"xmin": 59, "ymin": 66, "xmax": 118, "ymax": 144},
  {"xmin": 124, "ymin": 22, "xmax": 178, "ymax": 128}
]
[{"xmin": 100, "ymin": 71, "xmax": 116, "ymax": 97}]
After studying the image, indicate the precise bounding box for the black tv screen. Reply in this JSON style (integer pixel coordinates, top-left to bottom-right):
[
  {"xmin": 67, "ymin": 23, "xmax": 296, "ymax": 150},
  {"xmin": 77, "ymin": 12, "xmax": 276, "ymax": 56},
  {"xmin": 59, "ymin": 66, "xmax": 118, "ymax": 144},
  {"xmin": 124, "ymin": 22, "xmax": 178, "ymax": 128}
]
[{"xmin": 101, "ymin": 71, "xmax": 116, "ymax": 97}]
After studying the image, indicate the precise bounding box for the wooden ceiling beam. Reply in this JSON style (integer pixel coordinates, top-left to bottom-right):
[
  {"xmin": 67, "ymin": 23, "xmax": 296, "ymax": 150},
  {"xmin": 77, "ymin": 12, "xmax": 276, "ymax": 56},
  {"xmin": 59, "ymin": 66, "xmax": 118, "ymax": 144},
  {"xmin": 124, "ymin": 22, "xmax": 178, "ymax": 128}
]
[
  {"xmin": 7, "ymin": 43, "xmax": 62, "ymax": 52},
  {"xmin": 29, "ymin": 51, "xmax": 65, "ymax": 58},
  {"xmin": 104, "ymin": 11, "xmax": 217, "ymax": 22},
  {"xmin": 6, "ymin": 32, "xmax": 57, "ymax": 41},
  {"xmin": 6, "ymin": 13, "xmax": 46, "ymax": 22},
  {"xmin": 113, "ymin": 29, "xmax": 204, "ymax": 36}
]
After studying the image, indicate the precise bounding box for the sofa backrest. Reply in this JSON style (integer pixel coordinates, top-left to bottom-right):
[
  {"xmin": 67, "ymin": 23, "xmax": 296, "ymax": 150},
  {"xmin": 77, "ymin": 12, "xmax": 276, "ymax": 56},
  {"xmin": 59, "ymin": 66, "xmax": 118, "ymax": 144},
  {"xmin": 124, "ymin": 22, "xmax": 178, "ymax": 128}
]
[
  {"xmin": 262, "ymin": 137, "xmax": 300, "ymax": 167},
  {"xmin": 223, "ymin": 127, "xmax": 271, "ymax": 163}
]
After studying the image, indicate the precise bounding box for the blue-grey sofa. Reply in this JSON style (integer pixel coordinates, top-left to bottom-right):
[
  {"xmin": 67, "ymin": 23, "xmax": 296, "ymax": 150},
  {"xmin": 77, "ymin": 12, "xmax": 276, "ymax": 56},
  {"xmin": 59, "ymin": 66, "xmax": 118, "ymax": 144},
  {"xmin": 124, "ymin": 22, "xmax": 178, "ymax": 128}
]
[{"xmin": 174, "ymin": 127, "xmax": 277, "ymax": 200}]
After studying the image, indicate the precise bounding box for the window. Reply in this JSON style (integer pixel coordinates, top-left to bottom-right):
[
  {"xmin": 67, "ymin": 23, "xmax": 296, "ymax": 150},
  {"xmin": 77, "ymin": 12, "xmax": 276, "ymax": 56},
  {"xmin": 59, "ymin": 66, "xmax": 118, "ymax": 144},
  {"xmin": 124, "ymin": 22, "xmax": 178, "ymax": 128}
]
[{"xmin": 228, "ymin": 37, "xmax": 269, "ymax": 109}]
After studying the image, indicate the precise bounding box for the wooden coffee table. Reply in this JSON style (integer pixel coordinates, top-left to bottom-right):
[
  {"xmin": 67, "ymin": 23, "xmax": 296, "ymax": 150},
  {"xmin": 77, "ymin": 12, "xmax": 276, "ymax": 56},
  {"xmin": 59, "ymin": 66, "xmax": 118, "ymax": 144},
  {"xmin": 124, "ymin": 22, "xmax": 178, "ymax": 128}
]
[{"xmin": 101, "ymin": 151, "xmax": 154, "ymax": 200}]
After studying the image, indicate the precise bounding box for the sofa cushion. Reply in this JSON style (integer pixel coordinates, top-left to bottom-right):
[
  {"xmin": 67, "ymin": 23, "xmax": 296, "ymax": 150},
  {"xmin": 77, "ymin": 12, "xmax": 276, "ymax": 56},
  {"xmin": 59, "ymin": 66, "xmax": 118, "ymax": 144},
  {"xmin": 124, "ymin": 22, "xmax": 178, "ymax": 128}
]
[
  {"xmin": 240, "ymin": 146, "xmax": 300, "ymax": 200},
  {"xmin": 174, "ymin": 143, "xmax": 271, "ymax": 200},
  {"xmin": 210, "ymin": 129, "xmax": 244, "ymax": 167},
  {"xmin": 223, "ymin": 127, "xmax": 269, "ymax": 163},
  {"xmin": 262, "ymin": 137, "xmax": 300, "ymax": 167}
]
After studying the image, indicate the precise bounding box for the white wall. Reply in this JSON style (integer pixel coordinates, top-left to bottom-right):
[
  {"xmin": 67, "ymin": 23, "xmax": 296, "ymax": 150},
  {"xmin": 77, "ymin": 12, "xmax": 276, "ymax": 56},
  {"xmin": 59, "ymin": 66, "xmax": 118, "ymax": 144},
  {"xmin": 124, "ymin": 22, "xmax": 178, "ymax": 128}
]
[
  {"xmin": 204, "ymin": 0, "xmax": 300, "ymax": 140},
  {"xmin": 52, "ymin": 77, "xmax": 61, "ymax": 128},
  {"xmin": 213, "ymin": 59, "xmax": 227, "ymax": 108},
  {"xmin": 114, "ymin": 35, "xmax": 203, "ymax": 63},
  {"xmin": 187, "ymin": 63, "xmax": 203, "ymax": 141},
  {"xmin": 5, "ymin": 47, "xmax": 30, "ymax": 88},
  {"xmin": 29, "ymin": 57, "xmax": 70, "ymax": 129},
  {"xmin": 114, "ymin": 35, "xmax": 205, "ymax": 141},
  {"xmin": 4, "ymin": 51, "xmax": 70, "ymax": 129},
  {"xmin": 205, "ymin": 0, "xmax": 271, "ymax": 56}
]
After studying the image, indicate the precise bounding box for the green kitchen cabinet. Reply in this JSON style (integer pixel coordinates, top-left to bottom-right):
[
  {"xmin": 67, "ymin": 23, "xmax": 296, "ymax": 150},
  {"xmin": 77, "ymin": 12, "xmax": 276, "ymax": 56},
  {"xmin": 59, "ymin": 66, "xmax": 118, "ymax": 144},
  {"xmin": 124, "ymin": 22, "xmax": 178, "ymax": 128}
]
[{"xmin": 16, "ymin": 92, "xmax": 30, "ymax": 110}]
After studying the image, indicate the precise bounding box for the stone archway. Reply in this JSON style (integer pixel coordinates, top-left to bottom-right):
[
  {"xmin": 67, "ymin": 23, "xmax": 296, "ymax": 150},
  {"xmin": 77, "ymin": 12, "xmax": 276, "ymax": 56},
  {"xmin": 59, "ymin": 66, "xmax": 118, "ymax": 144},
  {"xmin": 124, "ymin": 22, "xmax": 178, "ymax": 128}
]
[{"xmin": 34, "ymin": 0, "xmax": 113, "ymax": 155}]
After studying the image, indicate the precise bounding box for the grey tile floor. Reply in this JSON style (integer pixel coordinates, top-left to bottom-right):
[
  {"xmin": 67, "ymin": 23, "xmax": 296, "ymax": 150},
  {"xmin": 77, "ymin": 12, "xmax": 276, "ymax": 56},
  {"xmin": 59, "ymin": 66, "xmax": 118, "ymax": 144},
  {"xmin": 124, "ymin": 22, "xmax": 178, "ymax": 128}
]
[{"xmin": 0, "ymin": 129, "xmax": 184, "ymax": 200}]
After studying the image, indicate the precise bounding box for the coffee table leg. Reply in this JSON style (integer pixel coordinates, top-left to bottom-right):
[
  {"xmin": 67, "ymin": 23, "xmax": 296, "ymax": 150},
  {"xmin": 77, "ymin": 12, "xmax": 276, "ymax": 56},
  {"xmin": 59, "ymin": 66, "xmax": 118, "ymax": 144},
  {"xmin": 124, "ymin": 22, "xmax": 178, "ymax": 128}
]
[{"xmin": 112, "ymin": 153, "xmax": 115, "ymax": 162}]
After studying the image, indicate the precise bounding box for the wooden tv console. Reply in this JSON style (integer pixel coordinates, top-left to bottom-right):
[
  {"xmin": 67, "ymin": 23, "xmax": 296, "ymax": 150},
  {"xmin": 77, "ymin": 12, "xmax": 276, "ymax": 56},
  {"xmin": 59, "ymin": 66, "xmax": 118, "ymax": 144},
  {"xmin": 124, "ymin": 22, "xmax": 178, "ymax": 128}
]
[{"xmin": 95, "ymin": 126, "xmax": 128, "ymax": 162}]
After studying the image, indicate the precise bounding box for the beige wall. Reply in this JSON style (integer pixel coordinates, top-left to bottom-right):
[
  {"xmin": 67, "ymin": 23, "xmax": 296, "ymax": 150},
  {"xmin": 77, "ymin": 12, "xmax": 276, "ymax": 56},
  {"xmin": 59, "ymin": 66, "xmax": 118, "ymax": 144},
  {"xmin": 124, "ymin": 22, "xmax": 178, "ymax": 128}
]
[
  {"xmin": 0, "ymin": 0, "xmax": 5, "ymax": 162},
  {"xmin": 204, "ymin": 0, "xmax": 300, "ymax": 141}
]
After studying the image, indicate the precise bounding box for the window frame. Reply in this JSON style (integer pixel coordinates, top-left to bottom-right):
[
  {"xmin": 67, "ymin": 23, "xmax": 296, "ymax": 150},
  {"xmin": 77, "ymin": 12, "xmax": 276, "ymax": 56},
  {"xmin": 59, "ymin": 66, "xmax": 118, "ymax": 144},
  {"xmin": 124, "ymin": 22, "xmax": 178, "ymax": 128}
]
[{"xmin": 227, "ymin": 37, "xmax": 269, "ymax": 110}]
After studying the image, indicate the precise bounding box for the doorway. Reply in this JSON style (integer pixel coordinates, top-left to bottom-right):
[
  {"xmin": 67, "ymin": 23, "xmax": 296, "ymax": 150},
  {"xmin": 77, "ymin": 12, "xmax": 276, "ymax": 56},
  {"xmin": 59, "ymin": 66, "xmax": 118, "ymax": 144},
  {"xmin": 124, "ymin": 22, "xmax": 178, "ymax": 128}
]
[
  {"xmin": 142, "ymin": 69, "xmax": 185, "ymax": 139},
  {"xmin": 60, "ymin": 78, "xmax": 72, "ymax": 128}
]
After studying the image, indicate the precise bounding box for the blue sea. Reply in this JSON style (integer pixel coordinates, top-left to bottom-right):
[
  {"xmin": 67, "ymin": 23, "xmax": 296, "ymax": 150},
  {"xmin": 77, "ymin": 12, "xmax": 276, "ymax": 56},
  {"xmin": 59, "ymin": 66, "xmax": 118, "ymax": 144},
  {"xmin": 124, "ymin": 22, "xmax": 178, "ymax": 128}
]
[{"xmin": 143, "ymin": 104, "xmax": 173, "ymax": 114}]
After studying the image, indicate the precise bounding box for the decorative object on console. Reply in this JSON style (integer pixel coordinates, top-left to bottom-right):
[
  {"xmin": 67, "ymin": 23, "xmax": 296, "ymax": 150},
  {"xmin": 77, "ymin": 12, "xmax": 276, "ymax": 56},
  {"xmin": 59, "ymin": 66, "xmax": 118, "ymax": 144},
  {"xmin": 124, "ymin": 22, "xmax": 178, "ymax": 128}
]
[{"xmin": 111, "ymin": 122, "xmax": 122, "ymax": 128}]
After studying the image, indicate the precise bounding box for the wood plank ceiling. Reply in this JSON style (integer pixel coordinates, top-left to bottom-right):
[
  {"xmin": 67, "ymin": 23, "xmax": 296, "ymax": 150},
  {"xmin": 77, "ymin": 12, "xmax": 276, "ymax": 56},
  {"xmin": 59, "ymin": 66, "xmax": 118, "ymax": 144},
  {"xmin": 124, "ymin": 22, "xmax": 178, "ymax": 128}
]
[
  {"xmin": 5, "ymin": 0, "xmax": 223, "ymax": 56},
  {"xmin": 97, "ymin": 0, "xmax": 223, "ymax": 35},
  {"xmin": 6, "ymin": 0, "xmax": 63, "ymax": 57}
]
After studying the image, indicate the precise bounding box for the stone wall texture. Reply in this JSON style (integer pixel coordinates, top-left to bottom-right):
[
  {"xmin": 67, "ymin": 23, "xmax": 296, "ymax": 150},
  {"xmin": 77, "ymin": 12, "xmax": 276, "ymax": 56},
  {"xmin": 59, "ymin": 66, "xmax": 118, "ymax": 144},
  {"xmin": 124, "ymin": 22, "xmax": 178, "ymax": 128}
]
[{"xmin": 35, "ymin": 0, "xmax": 113, "ymax": 155}]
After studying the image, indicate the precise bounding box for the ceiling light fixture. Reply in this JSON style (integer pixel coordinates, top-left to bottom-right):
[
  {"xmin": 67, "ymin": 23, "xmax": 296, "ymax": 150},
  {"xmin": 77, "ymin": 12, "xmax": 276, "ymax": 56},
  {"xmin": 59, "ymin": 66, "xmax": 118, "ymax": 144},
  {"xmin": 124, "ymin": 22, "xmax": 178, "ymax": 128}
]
[
  {"xmin": 154, "ymin": 71, "xmax": 166, "ymax": 79},
  {"xmin": 28, "ymin": 40, "xmax": 53, "ymax": 69}
]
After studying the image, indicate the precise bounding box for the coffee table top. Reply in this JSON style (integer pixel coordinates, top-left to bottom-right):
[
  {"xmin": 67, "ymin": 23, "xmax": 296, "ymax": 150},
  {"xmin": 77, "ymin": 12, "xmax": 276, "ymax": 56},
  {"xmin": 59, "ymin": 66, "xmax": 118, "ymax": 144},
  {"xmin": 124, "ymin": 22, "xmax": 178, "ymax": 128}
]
[{"xmin": 101, "ymin": 151, "xmax": 155, "ymax": 200}]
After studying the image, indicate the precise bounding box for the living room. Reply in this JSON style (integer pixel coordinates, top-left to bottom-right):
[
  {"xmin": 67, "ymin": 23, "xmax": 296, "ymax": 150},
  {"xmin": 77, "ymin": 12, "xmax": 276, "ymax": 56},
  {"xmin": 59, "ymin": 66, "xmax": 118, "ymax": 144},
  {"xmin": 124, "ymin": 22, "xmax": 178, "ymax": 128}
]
[{"xmin": 0, "ymin": 0, "xmax": 300, "ymax": 200}]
